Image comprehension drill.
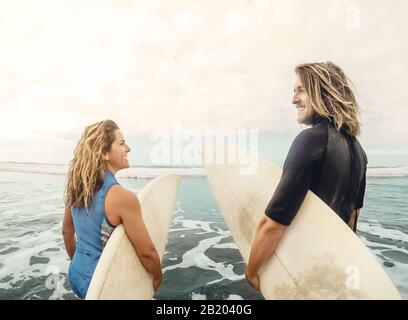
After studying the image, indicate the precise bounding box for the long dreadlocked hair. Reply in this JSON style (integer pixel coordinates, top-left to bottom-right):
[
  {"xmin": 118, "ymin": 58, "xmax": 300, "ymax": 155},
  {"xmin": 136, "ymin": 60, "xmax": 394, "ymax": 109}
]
[{"xmin": 295, "ymin": 62, "xmax": 361, "ymax": 136}]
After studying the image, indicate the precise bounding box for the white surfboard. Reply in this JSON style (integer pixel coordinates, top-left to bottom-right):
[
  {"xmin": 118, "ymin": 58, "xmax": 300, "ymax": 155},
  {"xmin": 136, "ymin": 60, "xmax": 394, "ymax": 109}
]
[
  {"xmin": 204, "ymin": 145, "xmax": 401, "ymax": 299},
  {"xmin": 85, "ymin": 174, "xmax": 181, "ymax": 300}
]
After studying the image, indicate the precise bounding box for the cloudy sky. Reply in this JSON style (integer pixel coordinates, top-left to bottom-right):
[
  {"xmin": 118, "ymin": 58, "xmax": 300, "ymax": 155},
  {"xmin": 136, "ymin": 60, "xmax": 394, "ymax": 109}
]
[{"xmin": 0, "ymin": 0, "xmax": 407, "ymax": 164}]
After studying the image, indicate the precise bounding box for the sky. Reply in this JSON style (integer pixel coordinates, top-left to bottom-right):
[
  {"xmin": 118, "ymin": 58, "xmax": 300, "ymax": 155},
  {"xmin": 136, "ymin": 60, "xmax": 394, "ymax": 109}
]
[{"xmin": 0, "ymin": 0, "xmax": 407, "ymax": 164}]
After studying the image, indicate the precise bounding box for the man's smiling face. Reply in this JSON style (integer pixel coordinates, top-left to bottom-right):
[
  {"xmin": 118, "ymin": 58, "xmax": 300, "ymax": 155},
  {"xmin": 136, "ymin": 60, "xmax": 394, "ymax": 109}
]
[{"xmin": 292, "ymin": 75, "xmax": 316, "ymax": 125}]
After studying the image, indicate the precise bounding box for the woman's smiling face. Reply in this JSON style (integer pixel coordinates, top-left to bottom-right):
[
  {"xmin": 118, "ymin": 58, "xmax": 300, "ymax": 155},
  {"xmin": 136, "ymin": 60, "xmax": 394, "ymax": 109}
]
[{"xmin": 105, "ymin": 129, "xmax": 131, "ymax": 173}]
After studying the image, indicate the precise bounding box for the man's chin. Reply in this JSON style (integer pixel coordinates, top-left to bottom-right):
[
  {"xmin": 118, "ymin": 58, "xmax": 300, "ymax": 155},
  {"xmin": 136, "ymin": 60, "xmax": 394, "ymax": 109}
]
[
  {"xmin": 297, "ymin": 115, "xmax": 314, "ymax": 126},
  {"xmin": 297, "ymin": 117, "xmax": 306, "ymax": 125}
]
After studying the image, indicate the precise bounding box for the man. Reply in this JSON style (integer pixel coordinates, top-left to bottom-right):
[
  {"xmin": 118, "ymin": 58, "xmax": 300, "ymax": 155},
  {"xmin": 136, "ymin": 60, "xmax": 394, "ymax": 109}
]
[{"xmin": 245, "ymin": 62, "xmax": 368, "ymax": 291}]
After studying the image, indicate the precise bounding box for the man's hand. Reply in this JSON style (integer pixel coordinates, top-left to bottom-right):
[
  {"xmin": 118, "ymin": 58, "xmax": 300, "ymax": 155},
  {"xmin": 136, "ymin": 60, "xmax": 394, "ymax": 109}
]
[
  {"xmin": 245, "ymin": 216, "xmax": 286, "ymax": 292},
  {"xmin": 245, "ymin": 270, "xmax": 260, "ymax": 291},
  {"xmin": 153, "ymin": 275, "xmax": 162, "ymax": 292}
]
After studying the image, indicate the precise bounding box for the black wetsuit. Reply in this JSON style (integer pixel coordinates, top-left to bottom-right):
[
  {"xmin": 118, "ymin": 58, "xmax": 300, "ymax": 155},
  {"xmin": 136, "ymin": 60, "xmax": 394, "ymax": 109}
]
[{"xmin": 265, "ymin": 117, "xmax": 367, "ymax": 230}]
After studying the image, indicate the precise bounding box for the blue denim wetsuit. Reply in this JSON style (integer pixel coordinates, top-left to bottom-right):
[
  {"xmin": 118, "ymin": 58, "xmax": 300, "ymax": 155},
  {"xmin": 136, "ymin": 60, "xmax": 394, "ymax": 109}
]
[{"xmin": 68, "ymin": 170, "xmax": 118, "ymax": 299}]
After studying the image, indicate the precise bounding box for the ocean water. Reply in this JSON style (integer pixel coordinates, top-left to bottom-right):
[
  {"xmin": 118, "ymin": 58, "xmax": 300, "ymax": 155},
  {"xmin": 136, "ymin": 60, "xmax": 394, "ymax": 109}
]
[{"xmin": 0, "ymin": 168, "xmax": 407, "ymax": 300}]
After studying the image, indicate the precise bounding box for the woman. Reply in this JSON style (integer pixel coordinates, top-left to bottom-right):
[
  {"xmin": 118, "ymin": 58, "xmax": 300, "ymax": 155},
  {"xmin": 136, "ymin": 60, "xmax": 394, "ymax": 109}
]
[{"xmin": 62, "ymin": 120, "xmax": 162, "ymax": 299}]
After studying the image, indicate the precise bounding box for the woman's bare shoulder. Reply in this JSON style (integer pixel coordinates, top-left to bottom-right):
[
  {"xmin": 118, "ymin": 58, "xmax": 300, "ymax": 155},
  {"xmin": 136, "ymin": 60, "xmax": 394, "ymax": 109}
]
[{"xmin": 106, "ymin": 184, "xmax": 140, "ymax": 207}]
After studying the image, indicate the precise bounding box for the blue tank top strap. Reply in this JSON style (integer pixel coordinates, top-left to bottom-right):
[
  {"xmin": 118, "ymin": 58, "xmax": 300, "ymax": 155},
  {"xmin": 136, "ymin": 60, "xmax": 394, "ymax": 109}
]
[
  {"xmin": 101, "ymin": 170, "xmax": 119, "ymax": 195},
  {"xmin": 101, "ymin": 170, "xmax": 119, "ymax": 227}
]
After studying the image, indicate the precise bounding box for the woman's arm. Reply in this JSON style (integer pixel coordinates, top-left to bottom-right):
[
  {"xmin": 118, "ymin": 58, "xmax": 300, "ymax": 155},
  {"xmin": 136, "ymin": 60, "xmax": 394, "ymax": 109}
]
[
  {"xmin": 62, "ymin": 207, "xmax": 76, "ymax": 260},
  {"xmin": 105, "ymin": 185, "xmax": 163, "ymax": 291}
]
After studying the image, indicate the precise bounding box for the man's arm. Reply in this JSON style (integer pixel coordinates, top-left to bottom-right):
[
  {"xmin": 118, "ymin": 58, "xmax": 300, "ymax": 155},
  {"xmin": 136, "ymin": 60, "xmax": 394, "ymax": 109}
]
[
  {"xmin": 246, "ymin": 129, "xmax": 324, "ymax": 290},
  {"xmin": 245, "ymin": 216, "xmax": 286, "ymax": 290},
  {"xmin": 62, "ymin": 206, "xmax": 76, "ymax": 260}
]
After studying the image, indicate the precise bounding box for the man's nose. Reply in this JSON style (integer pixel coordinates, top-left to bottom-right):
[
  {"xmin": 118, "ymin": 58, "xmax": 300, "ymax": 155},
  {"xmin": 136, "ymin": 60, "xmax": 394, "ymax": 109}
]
[{"xmin": 292, "ymin": 93, "xmax": 299, "ymax": 105}]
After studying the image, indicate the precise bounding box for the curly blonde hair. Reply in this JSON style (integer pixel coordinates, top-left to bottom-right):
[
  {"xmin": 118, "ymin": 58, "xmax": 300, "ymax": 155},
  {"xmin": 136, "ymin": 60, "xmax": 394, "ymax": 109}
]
[
  {"xmin": 65, "ymin": 120, "xmax": 119, "ymax": 208},
  {"xmin": 295, "ymin": 62, "xmax": 361, "ymax": 136}
]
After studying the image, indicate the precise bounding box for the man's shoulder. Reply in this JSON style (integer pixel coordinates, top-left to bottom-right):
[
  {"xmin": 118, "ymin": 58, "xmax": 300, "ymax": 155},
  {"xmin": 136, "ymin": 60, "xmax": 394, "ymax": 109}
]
[
  {"xmin": 352, "ymin": 137, "xmax": 368, "ymax": 165},
  {"xmin": 286, "ymin": 122, "xmax": 328, "ymax": 163},
  {"xmin": 293, "ymin": 121, "xmax": 328, "ymax": 146}
]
